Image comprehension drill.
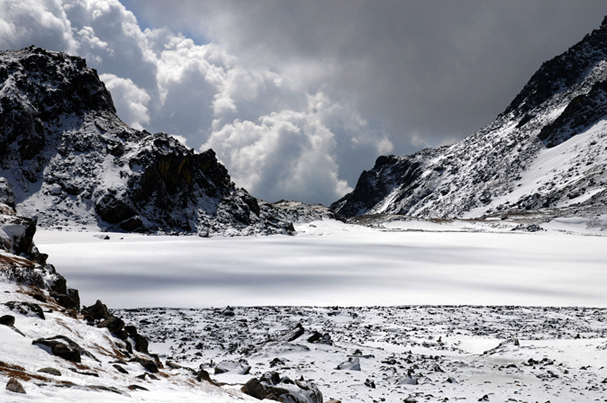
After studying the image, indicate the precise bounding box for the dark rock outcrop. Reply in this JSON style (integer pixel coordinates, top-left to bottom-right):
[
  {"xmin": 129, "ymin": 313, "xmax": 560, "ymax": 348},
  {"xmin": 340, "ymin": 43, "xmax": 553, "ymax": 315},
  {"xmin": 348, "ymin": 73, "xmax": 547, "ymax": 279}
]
[
  {"xmin": 82, "ymin": 299, "xmax": 109, "ymax": 321},
  {"xmin": 332, "ymin": 19, "xmax": 607, "ymax": 223},
  {"xmin": 5, "ymin": 301, "xmax": 45, "ymax": 320},
  {"xmin": 241, "ymin": 372, "xmax": 323, "ymax": 403},
  {"xmin": 33, "ymin": 337, "xmax": 82, "ymax": 363},
  {"xmin": 0, "ymin": 47, "xmax": 296, "ymax": 236},
  {"xmin": 98, "ymin": 315, "xmax": 127, "ymax": 339}
]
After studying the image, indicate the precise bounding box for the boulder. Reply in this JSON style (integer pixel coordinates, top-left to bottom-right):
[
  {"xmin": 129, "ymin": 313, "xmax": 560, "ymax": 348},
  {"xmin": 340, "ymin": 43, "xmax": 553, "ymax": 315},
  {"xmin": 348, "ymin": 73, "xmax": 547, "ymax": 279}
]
[
  {"xmin": 82, "ymin": 299, "xmax": 109, "ymax": 320},
  {"xmin": 132, "ymin": 333, "xmax": 149, "ymax": 353},
  {"xmin": 336, "ymin": 357, "xmax": 361, "ymax": 371},
  {"xmin": 280, "ymin": 323, "xmax": 305, "ymax": 342},
  {"xmin": 32, "ymin": 335, "xmax": 98, "ymax": 363},
  {"xmin": 51, "ymin": 288, "xmax": 80, "ymax": 311},
  {"xmin": 307, "ymin": 331, "xmax": 332, "ymax": 345},
  {"xmin": 136, "ymin": 358, "xmax": 159, "ymax": 373},
  {"xmin": 214, "ymin": 359, "xmax": 251, "ymax": 375},
  {"xmin": 38, "ymin": 367, "xmax": 61, "ymax": 376},
  {"xmin": 0, "ymin": 314, "xmax": 15, "ymax": 326},
  {"xmin": 242, "ymin": 377, "xmax": 266, "ymax": 400},
  {"xmin": 98, "ymin": 315, "xmax": 127, "ymax": 339},
  {"xmin": 5, "ymin": 301, "xmax": 45, "ymax": 319},
  {"xmin": 6, "ymin": 378, "xmax": 26, "ymax": 394},
  {"xmin": 33, "ymin": 338, "xmax": 81, "ymax": 363},
  {"xmin": 242, "ymin": 372, "xmax": 323, "ymax": 403}
]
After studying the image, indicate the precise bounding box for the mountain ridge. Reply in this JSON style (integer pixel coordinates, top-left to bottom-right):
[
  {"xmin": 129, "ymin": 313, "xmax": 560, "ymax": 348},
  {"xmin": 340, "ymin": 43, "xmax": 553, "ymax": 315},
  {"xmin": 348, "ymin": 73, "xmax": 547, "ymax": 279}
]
[
  {"xmin": 332, "ymin": 18, "xmax": 607, "ymax": 226},
  {"xmin": 0, "ymin": 46, "xmax": 300, "ymax": 236}
]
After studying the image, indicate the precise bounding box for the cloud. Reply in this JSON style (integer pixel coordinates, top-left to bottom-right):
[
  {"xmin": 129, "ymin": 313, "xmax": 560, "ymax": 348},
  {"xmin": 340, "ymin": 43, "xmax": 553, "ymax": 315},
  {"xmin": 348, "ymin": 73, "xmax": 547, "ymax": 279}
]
[
  {"xmin": 1, "ymin": 0, "xmax": 605, "ymax": 205},
  {"xmin": 0, "ymin": 0, "xmax": 77, "ymax": 53},
  {"xmin": 203, "ymin": 92, "xmax": 353, "ymax": 204},
  {"xmin": 99, "ymin": 73, "xmax": 150, "ymax": 130}
]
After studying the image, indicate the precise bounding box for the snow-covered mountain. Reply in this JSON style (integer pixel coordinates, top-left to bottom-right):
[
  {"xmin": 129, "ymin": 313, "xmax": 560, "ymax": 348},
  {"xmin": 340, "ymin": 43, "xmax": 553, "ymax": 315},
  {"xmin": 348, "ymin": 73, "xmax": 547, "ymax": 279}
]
[
  {"xmin": 332, "ymin": 18, "xmax": 607, "ymax": 224},
  {"xmin": 0, "ymin": 46, "xmax": 296, "ymax": 236}
]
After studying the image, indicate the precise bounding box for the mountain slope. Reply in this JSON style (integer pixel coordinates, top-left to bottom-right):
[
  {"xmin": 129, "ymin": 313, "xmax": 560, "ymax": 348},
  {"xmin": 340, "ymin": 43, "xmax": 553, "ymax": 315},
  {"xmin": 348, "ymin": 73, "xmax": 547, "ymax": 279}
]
[
  {"xmin": 332, "ymin": 18, "xmax": 607, "ymax": 224},
  {"xmin": 0, "ymin": 46, "xmax": 294, "ymax": 235}
]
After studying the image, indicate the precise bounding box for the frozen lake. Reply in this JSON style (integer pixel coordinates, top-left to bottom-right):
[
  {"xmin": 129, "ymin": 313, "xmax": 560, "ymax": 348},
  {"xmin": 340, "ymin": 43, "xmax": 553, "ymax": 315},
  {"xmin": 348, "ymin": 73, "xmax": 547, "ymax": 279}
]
[{"xmin": 34, "ymin": 220, "xmax": 607, "ymax": 308}]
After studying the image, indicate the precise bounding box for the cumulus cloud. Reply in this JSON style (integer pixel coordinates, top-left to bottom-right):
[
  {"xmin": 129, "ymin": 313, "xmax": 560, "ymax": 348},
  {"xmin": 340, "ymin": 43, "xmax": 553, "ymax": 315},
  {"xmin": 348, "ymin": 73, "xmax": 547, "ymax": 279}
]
[
  {"xmin": 1, "ymin": 0, "xmax": 605, "ymax": 205},
  {"xmin": 99, "ymin": 73, "xmax": 150, "ymax": 130},
  {"xmin": 204, "ymin": 92, "xmax": 353, "ymax": 204}
]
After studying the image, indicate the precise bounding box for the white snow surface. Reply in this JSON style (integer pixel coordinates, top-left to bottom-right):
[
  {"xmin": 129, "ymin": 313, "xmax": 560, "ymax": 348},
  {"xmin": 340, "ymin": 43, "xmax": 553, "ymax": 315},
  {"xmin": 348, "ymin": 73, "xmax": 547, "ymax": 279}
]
[
  {"xmin": 0, "ymin": 275, "xmax": 255, "ymax": 403},
  {"xmin": 34, "ymin": 219, "xmax": 607, "ymax": 309},
  {"xmin": 1, "ymin": 219, "xmax": 606, "ymax": 402}
]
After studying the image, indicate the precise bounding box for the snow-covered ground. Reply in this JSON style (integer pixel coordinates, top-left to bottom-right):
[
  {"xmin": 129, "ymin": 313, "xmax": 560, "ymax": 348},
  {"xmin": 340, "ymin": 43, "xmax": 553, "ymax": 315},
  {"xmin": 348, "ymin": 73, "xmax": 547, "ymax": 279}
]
[
  {"xmin": 1, "ymin": 219, "xmax": 605, "ymax": 402},
  {"xmin": 35, "ymin": 220, "xmax": 607, "ymax": 309},
  {"xmin": 118, "ymin": 304, "xmax": 607, "ymax": 403}
]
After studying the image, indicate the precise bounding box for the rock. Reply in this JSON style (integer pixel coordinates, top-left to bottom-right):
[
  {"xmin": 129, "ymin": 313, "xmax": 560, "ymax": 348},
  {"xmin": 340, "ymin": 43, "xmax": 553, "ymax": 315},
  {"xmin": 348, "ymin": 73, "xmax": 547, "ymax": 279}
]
[
  {"xmin": 242, "ymin": 372, "xmax": 322, "ymax": 403},
  {"xmin": 214, "ymin": 359, "xmax": 251, "ymax": 375},
  {"xmin": 69, "ymin": 368, "xmax": 99, "ymax": 377},
  {"xmin": 38, "ymin": 367, "xmax": 61, "ymax": 376},
  {"xmin": 137, "ymin": 358, "xmax": 159, "ymax": 373},
  {"xmin": 50, "ymin": 342, "xmax": 81, "ymax": 363},
  {"xmin": 127, "ymin": 384, "xmax": 149, "ymax": 391},
  {"xmin": 132, "ymin": 333, "xmax": 149, "ymax": 353},
  {"xmin": 51, "ymin": 288, "xmax": 80, "ymax": 310},
  {"xmin": 483, "ymin": 338, "xmax": 520, "ymax": 355},
  {"xmin": 242, "ymin": 377, "xmax": 267, "ymax": 400},
  {"xmin": 445, "ymin": 377, "xmax": 458, "ymax": 384},
  {"xmin": 281, "ymin": 323, "xmax": 305, "ymax": 342},
  {"xmin": 269, "ymin": 357, "xmax": 288, "ymax": 368},
  {"xmin": 478, "ymin": 395, "xmax": 490, "ymax": 402},
  {"xmin": 365, "ymin": 378, "xmax": 376, "ymax": 388},
  {"xmin": 32, "ymin": 335, "xmax": 98, "ymax": 363},
  {"xmin": 196, "ymin": 368, "xmax": 213, "ymax": 383},
  {"xmin": 336, "ymin": 357, "xmax": 361, "ymax": 371},
  {"xmin": 5, "ymin": 301, "xmax": 45, "ymax": 319},
  {"xmin": 6, "ymin": 378, "xmax": 26, "ymax": 394},
  {"xmin": 0, "ymin": 178, "xmax": 16, "ymax": 208},
  {"xmin": 98, "ymin": 315, "xmax": 127, "ymax": 339},
  {"xmin": 396, "ymin": 375, "xmax": 418, "ymax": 385},
  {"xmin": 0, "ymin": 314, "xmax": 15, "ymax": 326},
  {"xmin": 221, "ymin": 306, "xmax": 235, "ymax": 317},
  {"xmin": 113, "ymin": 364, "xmax": 128, "ymax": 374},
  {"xmin": 307, "ymin": 331, "xmax": 332, "ymax": 345},
  {"xmin": 82, "ymin": 299, "xmax": 109, "ymax": 320},
  {"xmin": 125, "ymin": 325, "xmax": 137, "ymax": 336}
]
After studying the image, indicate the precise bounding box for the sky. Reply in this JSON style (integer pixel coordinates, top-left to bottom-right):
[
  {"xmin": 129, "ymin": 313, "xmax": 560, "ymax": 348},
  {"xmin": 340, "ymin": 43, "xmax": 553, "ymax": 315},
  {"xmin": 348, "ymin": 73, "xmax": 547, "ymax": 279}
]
[{"xmin": 0, "ymin": 1, "xmax": 605, "ymax": 205}]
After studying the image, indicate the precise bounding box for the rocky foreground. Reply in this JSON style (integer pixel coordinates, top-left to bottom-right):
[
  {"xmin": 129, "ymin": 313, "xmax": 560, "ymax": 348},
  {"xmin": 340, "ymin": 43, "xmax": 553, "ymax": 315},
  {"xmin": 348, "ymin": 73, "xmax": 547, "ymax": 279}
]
[
  {"xmin": 119, "ymin": 304, "xmax": 607, "ymax": 403},
  {"xmin": 2, "ymin": 185, "xmax": 607, "ymax": 402}
]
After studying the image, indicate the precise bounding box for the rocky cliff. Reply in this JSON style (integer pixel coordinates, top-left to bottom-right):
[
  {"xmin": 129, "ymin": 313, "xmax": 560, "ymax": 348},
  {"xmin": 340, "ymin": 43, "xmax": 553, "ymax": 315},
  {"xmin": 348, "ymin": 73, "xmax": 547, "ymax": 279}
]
[
  {"xmin": 0, "ymin": 46, "xmax": 295, "ymax": 235},
  {"xmin": 332, "ymin": 18, "xmax": 607, "ymax": 224}
]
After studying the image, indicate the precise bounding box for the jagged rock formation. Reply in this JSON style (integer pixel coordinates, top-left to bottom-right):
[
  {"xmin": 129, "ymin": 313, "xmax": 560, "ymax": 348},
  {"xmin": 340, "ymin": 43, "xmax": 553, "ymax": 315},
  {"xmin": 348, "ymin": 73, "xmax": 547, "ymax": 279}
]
[
  {"xmin": 0, "ymin": 46, "xmax": 295, "ymax": 235},
  {"xmin": 1, "ymin": 179, "xmax": 219, "ymax": 399},
  {"xmin": 332, "ymin": 18, "xmax": 607, "ymax": 223}
]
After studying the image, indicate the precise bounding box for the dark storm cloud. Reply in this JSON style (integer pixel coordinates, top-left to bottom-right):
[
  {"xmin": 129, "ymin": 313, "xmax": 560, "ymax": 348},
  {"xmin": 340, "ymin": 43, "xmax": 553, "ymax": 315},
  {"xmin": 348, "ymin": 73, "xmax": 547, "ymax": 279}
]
[
  {"xmin": 1, "ymin": 1, "xmax": 605, "ymax": 204},
  {"xmin": 128, "ymin": 0, "xmax": 605, "ymax": 146}
]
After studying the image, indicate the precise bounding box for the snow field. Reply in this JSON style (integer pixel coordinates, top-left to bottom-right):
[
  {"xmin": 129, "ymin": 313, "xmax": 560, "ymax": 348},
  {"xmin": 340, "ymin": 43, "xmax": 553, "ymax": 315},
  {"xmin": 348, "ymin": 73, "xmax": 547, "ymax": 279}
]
[{"xmin": 34, "ymin": 220, "xmax": 607, "ymax": 309}]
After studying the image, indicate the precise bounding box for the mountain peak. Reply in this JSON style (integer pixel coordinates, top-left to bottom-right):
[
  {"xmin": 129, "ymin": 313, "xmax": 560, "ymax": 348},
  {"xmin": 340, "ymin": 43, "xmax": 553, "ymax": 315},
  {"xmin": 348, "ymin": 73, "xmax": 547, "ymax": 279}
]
[
  {"xmin": 333, "ymin": 21, "xmax": 607, "ymax": 224},
  {"xmin": 0, "ymin": 47, "xmax": 296, "ymax": 236}
]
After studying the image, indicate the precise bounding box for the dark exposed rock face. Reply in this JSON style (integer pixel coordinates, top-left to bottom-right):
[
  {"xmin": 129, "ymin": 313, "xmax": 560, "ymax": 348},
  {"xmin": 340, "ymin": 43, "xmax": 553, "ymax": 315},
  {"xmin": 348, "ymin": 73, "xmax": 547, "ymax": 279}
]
[
  {"xmin": 33, "ymin": 337, "xmax": 82, "ymax": 363},
  {"xmin": 241, "ymin": 372, "xmax": 323, "ymax": 403},
  {"xmin": 5, "ymin": 301, "xmax": 45, "ymax": 320},
  {"xmin": 82, "ymin": 299, "xmax": 109, "ymax": 320},
  {"xmin": 0, "ymin": 47, "xmax": 295, "ymax": 236},
  {"xmin": 332, "ymin": 20, "xmax": 607, "ymax": 222}
]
